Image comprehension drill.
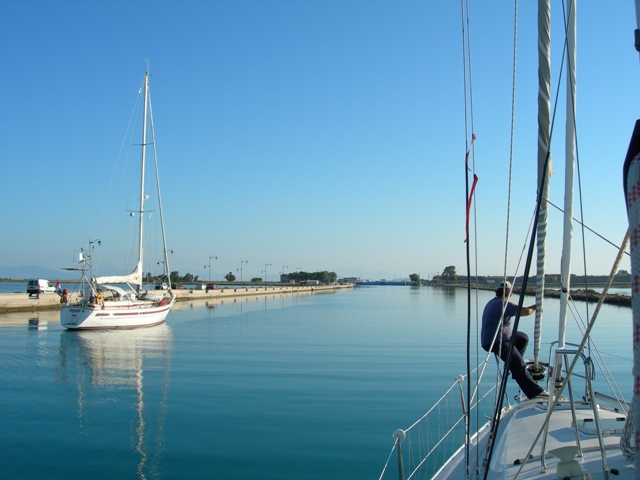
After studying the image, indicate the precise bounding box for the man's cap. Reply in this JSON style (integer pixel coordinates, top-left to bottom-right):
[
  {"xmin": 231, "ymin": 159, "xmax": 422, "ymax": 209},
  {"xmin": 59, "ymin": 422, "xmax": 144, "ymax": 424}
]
[{"xmin": 500, "ymin": 281, "xmax": 512, "ymax": 290}]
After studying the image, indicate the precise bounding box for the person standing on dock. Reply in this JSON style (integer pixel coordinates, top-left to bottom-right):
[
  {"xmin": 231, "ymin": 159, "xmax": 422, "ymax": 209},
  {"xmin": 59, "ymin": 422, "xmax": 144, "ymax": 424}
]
[{"xmin": 481, "ymin": 281, "xmax": 546, "ymax": 399}]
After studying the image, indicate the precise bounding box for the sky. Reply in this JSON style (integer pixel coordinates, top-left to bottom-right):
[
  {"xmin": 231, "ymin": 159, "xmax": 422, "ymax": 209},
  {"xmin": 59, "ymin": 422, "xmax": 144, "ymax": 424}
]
[{"xmin": 0, "ymin": 1, "xmax": 637, "ymax": 282}]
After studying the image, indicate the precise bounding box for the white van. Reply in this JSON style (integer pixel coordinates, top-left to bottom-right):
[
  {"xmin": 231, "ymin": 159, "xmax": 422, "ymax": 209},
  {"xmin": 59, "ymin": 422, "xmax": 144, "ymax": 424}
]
[{"xmin": 27, "ymin": 279, "xmax": 55, "ymax": 296}]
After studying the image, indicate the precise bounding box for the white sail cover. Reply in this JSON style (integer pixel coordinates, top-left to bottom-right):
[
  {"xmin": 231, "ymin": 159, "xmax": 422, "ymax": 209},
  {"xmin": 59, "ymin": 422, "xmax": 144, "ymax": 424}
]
[{"xmin": 94, "ymin": 260, "xmax": 142, "ymax": 286}]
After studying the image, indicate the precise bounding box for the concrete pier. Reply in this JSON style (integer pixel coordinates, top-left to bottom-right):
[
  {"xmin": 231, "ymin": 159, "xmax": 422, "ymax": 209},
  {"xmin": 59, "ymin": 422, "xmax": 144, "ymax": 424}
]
[{"xmin": 0, "ymin": 284, "xmax": 354, "ymax": 315}]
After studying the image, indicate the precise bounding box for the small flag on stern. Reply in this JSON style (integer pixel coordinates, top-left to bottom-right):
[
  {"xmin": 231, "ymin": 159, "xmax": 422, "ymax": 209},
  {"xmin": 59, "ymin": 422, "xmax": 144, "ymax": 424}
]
[{"xmin": 55, "ymin": 281, "xmax": 62, "ymax": 294}]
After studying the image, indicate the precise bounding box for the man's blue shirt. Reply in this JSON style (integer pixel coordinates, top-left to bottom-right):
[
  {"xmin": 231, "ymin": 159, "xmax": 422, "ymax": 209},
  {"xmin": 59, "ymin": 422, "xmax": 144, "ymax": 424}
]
[{"xmin": 481, "ymin": 296, "xmax": 518, "ymax": 348}]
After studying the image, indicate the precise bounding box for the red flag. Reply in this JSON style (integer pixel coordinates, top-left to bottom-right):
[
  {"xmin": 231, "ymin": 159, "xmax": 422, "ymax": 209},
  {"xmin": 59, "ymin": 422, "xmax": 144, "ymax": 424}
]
[{"xmin": 465, "ymin": 174, "xmax": 478, "ymax": 242}]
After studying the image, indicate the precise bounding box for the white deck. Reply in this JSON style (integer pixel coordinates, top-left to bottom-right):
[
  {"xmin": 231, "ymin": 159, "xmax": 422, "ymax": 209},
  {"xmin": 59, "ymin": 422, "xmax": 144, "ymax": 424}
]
[{"xmin": 433, "ymin": 396, "xmax": 634, "ymax": 479}]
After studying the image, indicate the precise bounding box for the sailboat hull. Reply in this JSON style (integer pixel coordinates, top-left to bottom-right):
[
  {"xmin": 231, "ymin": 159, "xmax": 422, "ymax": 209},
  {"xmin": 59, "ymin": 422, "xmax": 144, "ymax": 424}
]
[{"xmin": 60, "ymin": 299, "xmax": 174, "ymax": 330}]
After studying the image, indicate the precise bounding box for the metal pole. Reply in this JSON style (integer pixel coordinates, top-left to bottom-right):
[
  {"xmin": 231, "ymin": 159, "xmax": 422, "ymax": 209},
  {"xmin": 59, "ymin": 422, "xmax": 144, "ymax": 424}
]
[{"xmin": 392, "ymin": 430, "xmax": 406, "ymax": 480}]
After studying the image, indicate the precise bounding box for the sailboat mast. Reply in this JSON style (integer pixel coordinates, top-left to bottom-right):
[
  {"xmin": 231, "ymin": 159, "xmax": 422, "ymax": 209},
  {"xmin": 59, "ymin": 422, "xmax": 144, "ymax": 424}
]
[
  {"xmin": 558, "ymin": 1, "xmax": 577, "ymax": 350},
  {"xmin": 138, "ymin": 73, "xmax": 149, "ymax": 290}
]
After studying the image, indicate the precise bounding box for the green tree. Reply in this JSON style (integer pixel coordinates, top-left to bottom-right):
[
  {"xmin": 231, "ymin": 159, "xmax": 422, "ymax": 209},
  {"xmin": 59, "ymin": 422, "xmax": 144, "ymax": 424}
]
[
  {"xmin": 409, "ymin": 273, "xmax": 420, "ymax": 283},
  {"xmin": 225, "ymin": 272, "xmax": 236, "ymax": 282},
  {"xmin": 170, "ymin": 271, "xmax": 180, "ymax": 283},
  {"xmin": 183, "ymin": 273, "xmax": 194, "ymax": 284},
  {"xmin": 441, "ymin": 266, "xmax": 457, "ymax": 281},
  {"xmin": 251, "ymin": 277, "xmax": 262, "ymax": 283}
]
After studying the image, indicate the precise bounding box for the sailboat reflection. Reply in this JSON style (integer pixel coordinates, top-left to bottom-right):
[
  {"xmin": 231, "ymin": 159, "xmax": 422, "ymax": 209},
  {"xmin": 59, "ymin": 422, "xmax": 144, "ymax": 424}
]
[{"xmin": 59, "ymin": 324, "xmax": 173, "ymax": 479}]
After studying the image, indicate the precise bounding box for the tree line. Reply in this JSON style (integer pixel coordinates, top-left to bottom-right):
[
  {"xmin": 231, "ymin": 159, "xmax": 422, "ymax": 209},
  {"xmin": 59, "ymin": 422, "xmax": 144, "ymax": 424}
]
[{"xmin": 144, "ymin": 270, "xmax": 339, "ymax": 284}]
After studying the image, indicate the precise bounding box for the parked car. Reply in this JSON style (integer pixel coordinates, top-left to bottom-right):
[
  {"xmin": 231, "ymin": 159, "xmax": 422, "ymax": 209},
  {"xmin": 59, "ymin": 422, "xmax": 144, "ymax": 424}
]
[
  {"xmin": 171, "ymin": 283, "xmax": 186, "ymax": 290},
  {"xmin": 27, "ymin": 279, "xmax": 55, "ymax": 296},
  {"xmin": 194, "ymin": 284, "xmax": 206, "ymax": 290},
  {"xmin": 154, "ymin": 282, "xmax": 169, "ymax": 290},
  {"xmin": 206, "ymin": 284, "xmax": 220, "ymax": 292}
]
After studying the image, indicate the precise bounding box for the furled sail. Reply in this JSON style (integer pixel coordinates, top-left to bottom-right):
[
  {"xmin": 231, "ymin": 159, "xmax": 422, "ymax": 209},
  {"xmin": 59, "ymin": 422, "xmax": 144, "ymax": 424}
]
[{"xmin": 94, "ymin": 261, "xmax": 142, "ymax": 286}]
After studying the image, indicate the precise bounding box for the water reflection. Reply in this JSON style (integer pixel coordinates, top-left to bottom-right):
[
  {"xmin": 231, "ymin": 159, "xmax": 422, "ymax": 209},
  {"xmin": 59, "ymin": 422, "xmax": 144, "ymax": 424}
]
[{"xmin": 58, "ymin": 324, "xmax": 173, "ymax": 479}]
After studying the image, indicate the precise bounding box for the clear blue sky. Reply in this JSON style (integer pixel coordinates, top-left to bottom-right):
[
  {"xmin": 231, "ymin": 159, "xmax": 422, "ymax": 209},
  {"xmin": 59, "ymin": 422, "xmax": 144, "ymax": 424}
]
[{"xmin": 0, "ymin": 1, "xmax": 636, "ymax": 282}]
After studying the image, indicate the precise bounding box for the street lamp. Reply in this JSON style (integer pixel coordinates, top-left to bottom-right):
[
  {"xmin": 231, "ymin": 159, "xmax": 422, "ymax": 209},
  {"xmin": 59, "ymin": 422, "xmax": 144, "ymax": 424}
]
[
  {"xmin": 263, "ymin": 263, "xmax": 271, "ymax": 283},
  {"xmin": 239, "ymin": 259, "xmax": 248, "ymax": 282},
  {"xmin": 204, "ymin": 255, "xmax": 217, "ymax": 283}
]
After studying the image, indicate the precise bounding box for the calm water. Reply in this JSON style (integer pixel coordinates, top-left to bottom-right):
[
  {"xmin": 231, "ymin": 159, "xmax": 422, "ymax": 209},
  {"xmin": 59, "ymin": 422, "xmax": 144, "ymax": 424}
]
[{"xmin": 0, "ymin": 286, "xmax": 632, "ymax": 479}]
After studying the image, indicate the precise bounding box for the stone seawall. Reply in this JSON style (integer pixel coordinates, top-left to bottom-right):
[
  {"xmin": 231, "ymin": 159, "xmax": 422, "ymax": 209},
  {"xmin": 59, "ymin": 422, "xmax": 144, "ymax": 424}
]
[{"xmin": 0, "ymin": 284, "xmax": 354, "ymax": 314}]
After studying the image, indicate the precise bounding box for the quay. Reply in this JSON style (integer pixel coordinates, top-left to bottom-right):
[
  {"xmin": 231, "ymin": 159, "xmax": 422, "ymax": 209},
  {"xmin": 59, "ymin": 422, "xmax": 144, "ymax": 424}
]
[{"xmin": 0, "ymin": 284, "xmax": 354, "ymax": 315}]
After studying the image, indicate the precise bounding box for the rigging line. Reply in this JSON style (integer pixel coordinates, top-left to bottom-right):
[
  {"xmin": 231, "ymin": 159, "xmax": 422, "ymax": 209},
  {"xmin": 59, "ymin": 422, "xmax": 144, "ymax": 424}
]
[
  {"xmin": 462, "ymin": 3, "xmax": 484, "ymax": 479},
  {"xmin": 459, "ymin": 0, "xmax": 473, "ymax": 477},
  {"xmin": 92, "ymin": 78, "xmax": 145, "ymax": 273},
  {"xmin": 463, "ymin": 2, "xmax": 482, "ymax": 461},
  {"xmin": 148, "ymin": 91, "xmax": 171, "ymax": 280},
  {"xmin": 483, "ymin": 24, "xmax": 571, "ymax": 467},
  {"xmin": 547, "ymin": 200, "xmax": 630, "ymax": 256},
  {"xmin": 497, "ymin": 0, "xmax": 521, "ymax": 387},
  {"xmin": 562, "ymin": 0, "xmax": 592, "ymax": 329},
  {"xmin": 484, "ymin": 43, "xmax": 564, "ymax": 466},
  {"xmin": 483, "ymin": 151, "xmax": 552, "ymax": 480},
  {"xmin": 563, "ymin": 294, "xmax": 630, "ymax": 414},
  {"xmin": 503, "ymin": 0, "xmax": 519, "ymax": 293},
  {"xmin": 512, "ymin": 231, "xmax": 630, "ymax": 478}
]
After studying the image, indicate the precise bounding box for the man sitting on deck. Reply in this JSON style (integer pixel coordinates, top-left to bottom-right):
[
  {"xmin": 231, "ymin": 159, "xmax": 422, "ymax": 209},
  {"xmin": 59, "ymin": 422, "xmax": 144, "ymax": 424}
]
[{"xmin": 481, "ymin": 281, "xmax": 546, "ymax": 400}]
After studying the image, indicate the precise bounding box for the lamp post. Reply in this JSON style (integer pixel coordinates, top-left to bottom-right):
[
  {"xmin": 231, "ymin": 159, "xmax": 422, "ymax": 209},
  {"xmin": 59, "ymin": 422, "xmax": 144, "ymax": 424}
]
[
  {"xmin": 281, "ymin": 265, "xmax": 289, "ymax": 282},
  {"xmin": 204, "ymin": 255, "xmax": 217, "ymax": 283},
  {"xmin": 263, "ymin": 263, "xmax": 271, "ymax": 283},
  {"xmin": 239, "ymin": 259, "xmax": 248, "ymax": 282}
]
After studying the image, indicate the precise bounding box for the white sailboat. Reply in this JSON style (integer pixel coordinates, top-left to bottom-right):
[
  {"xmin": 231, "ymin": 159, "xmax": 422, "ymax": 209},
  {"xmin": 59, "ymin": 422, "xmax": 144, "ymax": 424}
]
[
  {"xmin": 378, "ymin": 2, "xmax": 638, "ymax": 479},
  {"xmin": 61, "ymin": 71, "xmax": 175, "ymax": 330}
]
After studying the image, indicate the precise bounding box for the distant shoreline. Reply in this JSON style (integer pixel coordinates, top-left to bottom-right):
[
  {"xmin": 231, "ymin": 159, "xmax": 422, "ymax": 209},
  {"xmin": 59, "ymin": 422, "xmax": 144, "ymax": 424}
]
[{"xmin": 434, "ymin": 282, "xmax": 632, "ymax": 308}]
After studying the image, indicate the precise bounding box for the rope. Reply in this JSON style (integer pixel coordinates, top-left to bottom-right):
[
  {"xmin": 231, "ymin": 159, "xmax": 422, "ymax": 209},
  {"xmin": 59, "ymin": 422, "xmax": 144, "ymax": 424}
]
[
  {"xmin": 547, "ymin": 200, "xmax": 631, "ymax": 256},
  {"xmin": 459, "ymin": 0, "xmax": 478, "ymax": 477},
  {"xmin": 621, "ymin": 396, "xmax": 636, "ymax": 460}
]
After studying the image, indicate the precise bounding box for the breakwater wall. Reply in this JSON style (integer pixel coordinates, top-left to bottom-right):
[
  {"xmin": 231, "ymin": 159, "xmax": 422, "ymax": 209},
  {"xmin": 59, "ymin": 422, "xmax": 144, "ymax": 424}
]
[
  {"xmin": 433, "ymin": 283, "xmax": 631, "ymax": 308},
  {"xmin": 0, "ymin": 284, "xmax": 354, "ymax": 314}
]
